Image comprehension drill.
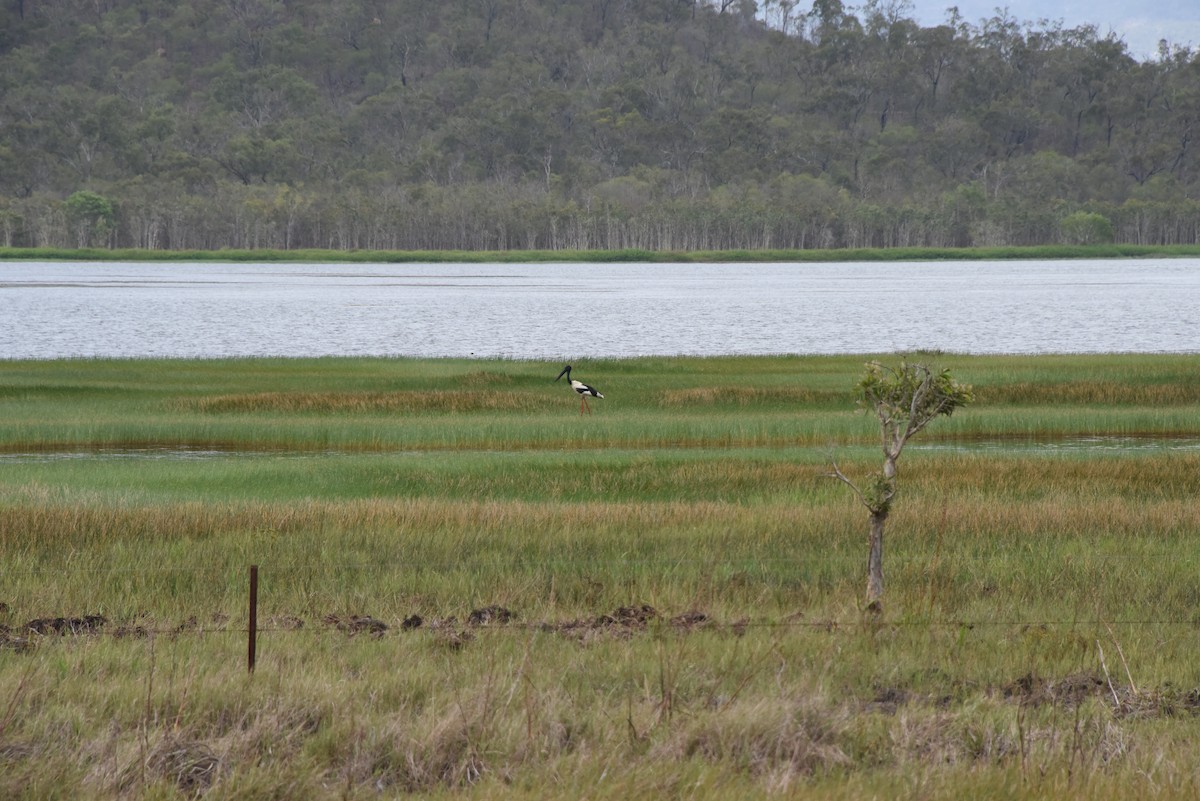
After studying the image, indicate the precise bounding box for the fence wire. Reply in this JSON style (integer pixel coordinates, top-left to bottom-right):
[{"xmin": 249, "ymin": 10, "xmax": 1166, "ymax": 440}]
[
  {"xmin": 5, "ymin": 614, "xmax": 1198, "ymax": 642},
  {"xmin": 4, "ymin": 551, "xmax": 1195, "ymax": 575},
  {"xmin": 4, "ymin": 556, "xmax": 1197, "ymax": 651}
]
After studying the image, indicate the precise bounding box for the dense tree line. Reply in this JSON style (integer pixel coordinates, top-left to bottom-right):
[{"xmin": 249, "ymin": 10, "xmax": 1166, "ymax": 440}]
[{"xmin": 2, "ymin": 0, "xmax": 1199, "ymax": 251}]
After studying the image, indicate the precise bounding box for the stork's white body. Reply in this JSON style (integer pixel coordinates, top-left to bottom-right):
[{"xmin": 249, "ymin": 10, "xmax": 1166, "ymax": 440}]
[{"xmin": 556, "ymin": 365, "xmax": 603, "ymax": 414}]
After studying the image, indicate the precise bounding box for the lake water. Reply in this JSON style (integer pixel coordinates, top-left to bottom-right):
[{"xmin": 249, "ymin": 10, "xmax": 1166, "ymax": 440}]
[
  {"xmin": 1, "ymin": 436, "xmax": 1197, "ymax": 463},
  {"xmin": 2, "ymin": 259, "xmax": 1198, "ymax": 359}
]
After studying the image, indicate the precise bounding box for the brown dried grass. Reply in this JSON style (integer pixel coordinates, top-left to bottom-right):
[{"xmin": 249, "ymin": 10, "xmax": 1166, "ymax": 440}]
[
  {"xmin": 144, "ymin": 736, "xmax": 222, "ymax": 795},
  {"xmin": 0, "ymin": 496, "xmax": 831, "ymax": 550},
  {"xmin": 665, "ymin": 699, "xmax": 853, "ymax": 785},
  {"xmin": 186, "ymin": 390, "xmax": 554, "ymax": 414}
]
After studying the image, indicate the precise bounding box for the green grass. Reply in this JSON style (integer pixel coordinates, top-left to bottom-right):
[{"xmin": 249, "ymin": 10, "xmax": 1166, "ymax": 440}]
[
  {"xmin": 5, "ymin": 243, "xmax": 1200, "ymax": 263},
  {"xmin": 2, "ymin": 355, "xmax": 1200, "ymax": 799},
  {"xmin": 5, "ymin": 354, "xmax": 1200, "ymax": 453}
]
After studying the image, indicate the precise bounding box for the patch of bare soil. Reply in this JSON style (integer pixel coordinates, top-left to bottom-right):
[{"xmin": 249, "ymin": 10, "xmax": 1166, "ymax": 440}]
[
  {"xmin": 598, "ymin": 604, "xmax": 658, "ymax": 628},
  {"xmin": 670, "ymin": 610, "xmax": 710, "ymax": 630},
  {"xmin": 467, "ymin": 606, "xmax": 516, "ymax": 626},
  {"xmin": 1000, "ymin": 672, "xmax": 1109, "ymax": 707},
  {"xmin": 539, "ymin": 605, "xmax": 669, "ymax": 643},
  {"xmin": 24, "ymin": 614, "xmax": 106, "ymax": 635},
  {"xmin": 997, "ymin": 672, "xmax": 1200, "ymax": 719},
  {"xmin": 0, "ymin": 624, "xmax": 33, "ymax": 652},
  {"xmin": 112, "ymin": 624, "xmax": 150, "ymax": 639},
  {"xmin": 321, "ymin": 614, "xmax": 388, "ymax": 638},
  {"xmin": 866, "ymin": 686, "xmax": 915, "ymax": 715}
]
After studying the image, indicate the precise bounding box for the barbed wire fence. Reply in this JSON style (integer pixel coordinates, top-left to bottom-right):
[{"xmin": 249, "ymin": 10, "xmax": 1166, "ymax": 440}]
[{"xmin": 4, "ymin": 554, "xmax": 1197, "ymax": 673}]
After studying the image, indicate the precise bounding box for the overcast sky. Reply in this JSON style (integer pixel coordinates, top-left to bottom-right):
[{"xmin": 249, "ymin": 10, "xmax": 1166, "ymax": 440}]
[{"xmin": 902, "ymin": 0, "xmax": 1200, "ymax": 60}]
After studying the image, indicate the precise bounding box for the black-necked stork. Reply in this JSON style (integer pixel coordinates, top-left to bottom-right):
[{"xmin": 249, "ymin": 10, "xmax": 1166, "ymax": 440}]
[{"xmin": 555, "ymin": 364, "xmax": 604, "ymax": 415}]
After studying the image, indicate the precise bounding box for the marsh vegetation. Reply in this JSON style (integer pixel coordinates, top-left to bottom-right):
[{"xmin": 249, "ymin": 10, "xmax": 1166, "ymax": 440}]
[{"xmin": 1, "ymin": 355, "xmax": 1199, "ymax": 799}]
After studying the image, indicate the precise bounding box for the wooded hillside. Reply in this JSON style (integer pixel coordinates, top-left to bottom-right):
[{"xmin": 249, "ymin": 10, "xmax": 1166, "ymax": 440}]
[{"xmin": 2, "ymin": 0, "xmax": 1198, "ymax": 251}]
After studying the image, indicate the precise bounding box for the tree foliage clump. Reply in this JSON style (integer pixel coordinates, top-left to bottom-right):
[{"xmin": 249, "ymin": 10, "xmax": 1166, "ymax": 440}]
[
  {"xmin": 63, "ymin": 190, "xmax": 114, "ymax": 247},
  {"xmin": 1, "ymin": 0, "xmax": 1200, "ymax": 251},
  {"xmin": 1060, "ymin": 211, "xmax": 1116, "ymax": 245}
]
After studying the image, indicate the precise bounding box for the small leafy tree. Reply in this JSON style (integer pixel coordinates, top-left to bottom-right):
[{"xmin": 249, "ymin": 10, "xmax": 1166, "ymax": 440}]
[
  {"xmin": 1060, "ymin": 211, "xmax": 1114, "ymax": 245},
  {"xmin": 830, "ymin": 360, "xmax": 973, "ymax": 611},
  {"xmin": 64, "ymin": 190, "xmax": 115, "ymax": 247}
]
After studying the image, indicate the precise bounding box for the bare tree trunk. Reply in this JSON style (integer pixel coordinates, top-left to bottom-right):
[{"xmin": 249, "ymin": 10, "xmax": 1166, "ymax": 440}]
[{"xmin": 866, "ymin": 509, "xmax": 887, "ymax": 611}]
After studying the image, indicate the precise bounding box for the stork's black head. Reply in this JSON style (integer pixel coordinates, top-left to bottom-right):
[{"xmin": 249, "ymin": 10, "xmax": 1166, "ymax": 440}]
[{"xmin": 555, "ymin": 364, "xmax": 572, "ymax": 382}]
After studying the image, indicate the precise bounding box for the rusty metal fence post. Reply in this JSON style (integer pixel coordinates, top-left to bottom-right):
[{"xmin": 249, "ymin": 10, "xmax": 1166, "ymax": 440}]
[{"xmin": 248, "ymin": 564, "xmax": 258, "ymax": 673}]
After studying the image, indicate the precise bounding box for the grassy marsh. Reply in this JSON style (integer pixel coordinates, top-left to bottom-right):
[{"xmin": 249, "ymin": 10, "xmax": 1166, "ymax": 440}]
[{"xmin": 2, "ymin": 354, "xmax": 1200, "ymax": 799}]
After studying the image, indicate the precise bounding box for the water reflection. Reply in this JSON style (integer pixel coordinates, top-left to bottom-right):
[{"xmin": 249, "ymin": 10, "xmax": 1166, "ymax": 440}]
[
  {"xmin": 913, "ymin": 435, "xmax": 1200, "ymax": 453},
  {"xmin": 4, "ymin": 436, "xmax": 1199, "ymax": 463},
  {"xmin": 0, "ymin": 447, "xmax": 305, "ymax": 464},
  {"xmin": 2, "ymin": 259, "xmax": 1199, "ymax": 358}
]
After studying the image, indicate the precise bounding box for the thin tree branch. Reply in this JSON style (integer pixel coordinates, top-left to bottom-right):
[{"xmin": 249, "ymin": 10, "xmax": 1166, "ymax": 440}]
[{"xmin": 825, "ymin": 457, "xmax": 872, "ymax": 511}]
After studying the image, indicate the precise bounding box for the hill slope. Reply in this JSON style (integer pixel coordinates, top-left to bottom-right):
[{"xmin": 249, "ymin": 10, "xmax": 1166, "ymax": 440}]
[{"xmin": 1, "ymin": 0, "xmax": 1198, "ymax": 250}]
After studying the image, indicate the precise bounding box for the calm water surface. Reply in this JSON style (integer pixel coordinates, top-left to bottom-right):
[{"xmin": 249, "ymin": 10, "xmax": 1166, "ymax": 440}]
[
  {"xmin": 4, "ymin": 436, "xmax": 1200, "ymax": 463},
  {"xmin": 2, "ymin": 259, "xmax": 1198, "ymax": 358}
]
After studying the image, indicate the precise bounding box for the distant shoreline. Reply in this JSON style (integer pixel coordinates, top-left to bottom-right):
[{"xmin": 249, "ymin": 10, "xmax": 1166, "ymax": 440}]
[{"xmin": 4, "ymin": 244, "xmax": 1200, "ymax": 264}]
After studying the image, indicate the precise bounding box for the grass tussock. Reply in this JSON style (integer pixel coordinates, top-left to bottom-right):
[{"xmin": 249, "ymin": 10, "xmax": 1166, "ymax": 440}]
[
  {"xmin": 667, "ymin": 699, "xmax": 853, "ymax": 782},
  {"xmin": 142, "ymin": 736, "xmax": 223, "ymax": 796}
]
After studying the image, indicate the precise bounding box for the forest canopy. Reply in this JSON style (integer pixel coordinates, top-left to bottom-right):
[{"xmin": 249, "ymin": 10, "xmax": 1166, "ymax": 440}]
[{"xmin": 1, "ymin": 0, "xmax": 1199, "ymax": 251}]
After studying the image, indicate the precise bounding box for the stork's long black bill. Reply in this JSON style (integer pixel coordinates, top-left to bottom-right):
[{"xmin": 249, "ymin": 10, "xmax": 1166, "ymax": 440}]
[{"xmin": 555, "ymin": 365, "xmax": 571, "ymax": 382}]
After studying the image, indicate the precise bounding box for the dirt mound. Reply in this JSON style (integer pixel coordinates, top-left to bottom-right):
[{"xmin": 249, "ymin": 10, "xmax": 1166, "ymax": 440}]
[
  {"xmin": 999, "ymin": 671, "xmax": 1200, "ymax": 719},
  {"xmin": 670, "ymin": 610, "xmax": 710, "ymax": 630},
  {"xmin": 467, "ymin": 606, "xmax": 517, "ymax": 626},
  {"xmin": 597, "ymin": 604, "xmax": 658, "ymax": 627},
  {"xmin": 322, "ymin": 614, "xmax": 388, "ymax": 637},
  {"xmin": 25, "ymin": 614, "xmax": 107, "ymax": 635},
  {"xmin": 1001, "ymin": 672, "xmax": 1111, "ymax": 707},
  {"xmin": 0, "ymin": 624, "xmax": 33, "ymax": 652},
  {"xmin": 11, "ymin": 604, "xmax": 735, "ymax": 646}
]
